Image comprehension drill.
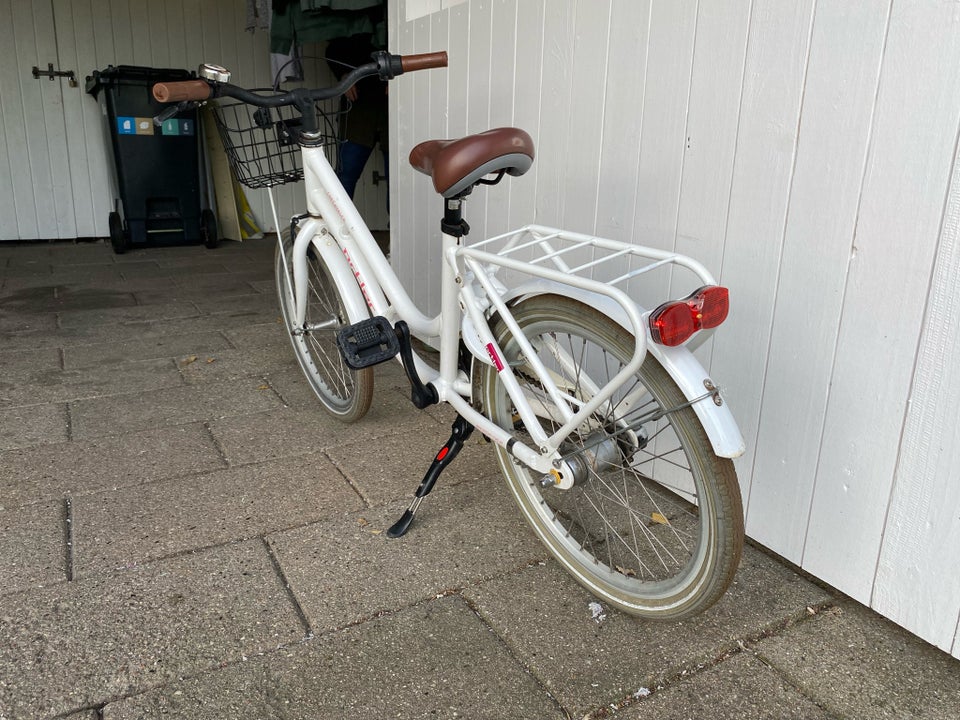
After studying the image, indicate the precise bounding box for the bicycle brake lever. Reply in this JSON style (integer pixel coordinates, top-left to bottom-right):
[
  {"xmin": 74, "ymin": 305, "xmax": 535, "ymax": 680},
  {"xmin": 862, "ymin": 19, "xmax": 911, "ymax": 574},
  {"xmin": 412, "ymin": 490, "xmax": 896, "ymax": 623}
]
[{"xmin": 153, "ymin": 101, "xmax": 195, "ymax": 127}]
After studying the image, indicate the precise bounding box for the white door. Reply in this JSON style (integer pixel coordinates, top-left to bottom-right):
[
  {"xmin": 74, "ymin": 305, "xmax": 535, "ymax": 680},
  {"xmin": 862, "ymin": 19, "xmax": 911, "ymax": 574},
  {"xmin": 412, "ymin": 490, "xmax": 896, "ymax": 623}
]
[{"xmin": 0, "ymin": 0, "xmax": 116, "ymax": 241}]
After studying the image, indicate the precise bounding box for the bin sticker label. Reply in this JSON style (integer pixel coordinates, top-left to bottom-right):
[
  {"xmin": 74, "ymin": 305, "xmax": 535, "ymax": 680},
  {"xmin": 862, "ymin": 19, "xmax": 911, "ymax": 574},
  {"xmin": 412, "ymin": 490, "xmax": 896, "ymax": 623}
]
[
  {"xmin": 135, "ymin": 117, "xmax": 154, "ymax": 135},
  {"xmin": 117, "ymin": 116, "xmax": 136, "ymax": 134},
  {"xmin": 160, "ymin": 119, "xmax": 195, "ymax": 137}
]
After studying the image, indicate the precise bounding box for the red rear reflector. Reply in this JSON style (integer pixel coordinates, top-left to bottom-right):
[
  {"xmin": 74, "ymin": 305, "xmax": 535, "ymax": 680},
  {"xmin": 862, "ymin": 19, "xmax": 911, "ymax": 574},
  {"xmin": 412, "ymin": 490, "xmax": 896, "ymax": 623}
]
[
  {"xmin": 695, "ymin": 285, "xmax": 729, "ymax": 329},
  {"xmin": 649, "ymin": 285, "xmax": 729, "ymax": 346}
]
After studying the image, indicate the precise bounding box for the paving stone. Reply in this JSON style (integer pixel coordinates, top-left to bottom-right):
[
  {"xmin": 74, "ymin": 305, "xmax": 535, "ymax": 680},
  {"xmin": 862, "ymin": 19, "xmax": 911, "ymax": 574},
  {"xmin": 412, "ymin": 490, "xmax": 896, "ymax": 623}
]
[
  {"xmin": 325, "ymin": 426, "xmax": 499, "ymax": 506},
  {"xmin": 102, "ymin": 596, "xmax": 564, "ymax": 720},
  {"xmin": 265, "ymin": 364, "xmax": 412, "ymax": 413},
  {"xmin": 0, "ymin": 541, "xmax": 305, "ymax": 719},
  {"xmin": 191, "ymin": 292, "xmax": 278, "ymax": 317},
  {"xmin": 460, "ymin": 546, "xmax": 835, "ymax": 718},
  {"xmin": 615, "ymin": 651, "xmax": 835, "ymax": 719},
  {"xmin": 2, "ymin": 261, "xmax": 52, "ymax": 277},
  {"xmin": 0, "ymin": 285, "xmax": 137, "ymax": 312},
  {"xmin": 0, "ymin": 315, "xmax": 241, "ymax": 353},
  {"xmin": 208, "ymin": 392, "xmax": 442, "ymax": 466},
  {"xmin": 0, "ymin": 346, "xmax": 62, "ymax": 383},
  {"xmin": 0, "ymin": 308, "xmax": 58, "ymax": 335},
  {"xmin": 221, "ymin": 319, "xmax": 288, "ymax": 351},
  {"xmin": 0, "ymin": 423, "xmax": 225, "ymax": 508},
  {"xmin": 117, "ymin": 261, "xmax": 228, "ymax": 280},
  {"xmin": 69, "ymin": 378, "xmax": 284, "ymax": 439},
  {"xmin": 0, "ymin": 357, "xmax": 184, "ymax": 409},
  {"xmin": 177, "ymin": 345, "xmax": 297, "ymax": 384},
  {"xmin": 44, "ymin": 241, "xmax": 115, "ymax": 266},
  {"xmin": 248, "ymin": 279, "xmax": 275, "ymax": 294},
  {"xmin": 133, "ymin": 281, "xmax": 261, "ymax": 305},
  {"xmin": 171, "ymin": 271, "xmax": 270, "ymax": 292},
  {"xmin": 0, "ymin": 403, "xmax": 68, "ymax": 451},
  {"xmin": 0, "ymin": 501, "xmax": 66, "ymax": 596},
  {"xmin": 56, "ymin": 301, "xmax": 201, "ymax": 328},
  {"xmin": 71, "ymin": 453, "xmax": 364, "ymax": 577},
  {"xmin": 62, "ymin": 332, "xmax": 234, "ymax": 368},
  {"xmin": 754, "ymin": 601, "xmax": 960, "ymax": 720},
  {"xmin": 268, "ymin": 476, "xmax": 546, "ymax": 634},
  {"xmin": 49, "ymin": 266, "xmax": 127, "ymax": 285}
]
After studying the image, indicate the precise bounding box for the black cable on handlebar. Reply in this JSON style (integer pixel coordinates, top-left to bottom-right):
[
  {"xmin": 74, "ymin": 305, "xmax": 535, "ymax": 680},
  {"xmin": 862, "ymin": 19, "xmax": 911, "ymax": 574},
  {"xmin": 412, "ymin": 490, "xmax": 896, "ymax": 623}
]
[{"xmin": 210, "ymin": 52, "xmax": 401, "ymax": 134}]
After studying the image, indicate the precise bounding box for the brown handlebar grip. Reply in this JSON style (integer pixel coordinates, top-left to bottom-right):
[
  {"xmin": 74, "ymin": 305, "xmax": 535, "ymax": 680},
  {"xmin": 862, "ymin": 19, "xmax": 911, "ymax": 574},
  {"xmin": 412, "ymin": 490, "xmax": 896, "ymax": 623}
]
[
  {"xmin": 152, "ymin": 80, "xmax": 212, "ymax": 103},
  {"xmin": 400, "ymin": 51, "xmax": 449, "ymax": 73}
]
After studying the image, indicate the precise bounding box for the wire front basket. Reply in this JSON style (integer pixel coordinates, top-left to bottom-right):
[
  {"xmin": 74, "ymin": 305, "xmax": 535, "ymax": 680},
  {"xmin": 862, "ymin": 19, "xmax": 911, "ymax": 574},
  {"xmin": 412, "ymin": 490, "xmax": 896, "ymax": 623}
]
[{"xmin": 211, "ymin": 96, "xmax": 341, "ymax": 189}]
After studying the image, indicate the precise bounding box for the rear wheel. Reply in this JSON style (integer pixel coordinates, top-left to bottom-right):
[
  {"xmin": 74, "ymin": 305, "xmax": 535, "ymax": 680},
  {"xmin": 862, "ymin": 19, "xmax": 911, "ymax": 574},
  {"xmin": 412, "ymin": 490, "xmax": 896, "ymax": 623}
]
[
  {"xmin": 201, "ymin": 209, "xmax": 219, "ymax": 249},
  {"xmin": 478, "ymin": 295, "xmax": 743, "ymax": 620},
  {"xmin": 275, "ymin": 233, "xmax": 373, "ymax": 422}
]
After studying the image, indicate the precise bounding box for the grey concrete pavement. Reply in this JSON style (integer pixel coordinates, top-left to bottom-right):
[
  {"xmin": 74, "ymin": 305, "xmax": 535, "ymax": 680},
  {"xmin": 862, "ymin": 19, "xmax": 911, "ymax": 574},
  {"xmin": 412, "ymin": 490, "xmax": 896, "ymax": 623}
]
[{"xmin": 1, "ymin": 237, "xmax": 958, "ymax": 719}]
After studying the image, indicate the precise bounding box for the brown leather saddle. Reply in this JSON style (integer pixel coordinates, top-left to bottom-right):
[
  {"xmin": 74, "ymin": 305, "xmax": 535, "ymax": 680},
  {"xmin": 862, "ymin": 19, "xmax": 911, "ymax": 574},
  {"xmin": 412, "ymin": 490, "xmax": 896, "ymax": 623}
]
[{"xmin": 409, "ymin": 127, "xmax": 535, "ymax": 198}]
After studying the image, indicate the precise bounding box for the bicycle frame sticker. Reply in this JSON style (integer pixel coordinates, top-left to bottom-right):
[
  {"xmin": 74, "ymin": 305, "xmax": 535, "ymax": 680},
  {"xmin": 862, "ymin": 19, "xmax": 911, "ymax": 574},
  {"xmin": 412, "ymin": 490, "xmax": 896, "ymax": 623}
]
[
  {"xmin": 485, "ymin": 342, "xmax": 505, "ymax": 372},
  {"xmin": 341, "ymin": 246, "xmax": 376, "ymax": 311}
]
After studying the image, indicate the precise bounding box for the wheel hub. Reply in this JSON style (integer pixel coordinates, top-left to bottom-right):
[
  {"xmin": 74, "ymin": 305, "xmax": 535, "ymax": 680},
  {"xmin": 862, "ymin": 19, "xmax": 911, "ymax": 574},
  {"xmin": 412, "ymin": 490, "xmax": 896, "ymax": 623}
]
[{"xmin": 565, "ymin": 431, "xmax": 625, "ymax": 485}]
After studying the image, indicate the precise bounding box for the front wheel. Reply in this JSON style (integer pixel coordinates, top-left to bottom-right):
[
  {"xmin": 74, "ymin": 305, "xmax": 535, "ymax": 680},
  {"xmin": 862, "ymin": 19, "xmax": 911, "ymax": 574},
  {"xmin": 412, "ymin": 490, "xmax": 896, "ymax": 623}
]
[
  {"xmin": 275, "ymin": 232, "xmax": 373, "ymax": 422},
  {"xmin": 477, "ymin": 295, "xmax": 744, "ymax": 620}
]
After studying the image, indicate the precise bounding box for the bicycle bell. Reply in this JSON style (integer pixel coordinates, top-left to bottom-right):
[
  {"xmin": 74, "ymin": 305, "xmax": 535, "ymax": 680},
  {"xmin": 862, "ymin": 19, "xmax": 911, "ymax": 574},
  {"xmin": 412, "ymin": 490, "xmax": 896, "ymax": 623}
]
[{"xmin": 199, "ymin": 63, "xmax": 231, "ymax": 83}]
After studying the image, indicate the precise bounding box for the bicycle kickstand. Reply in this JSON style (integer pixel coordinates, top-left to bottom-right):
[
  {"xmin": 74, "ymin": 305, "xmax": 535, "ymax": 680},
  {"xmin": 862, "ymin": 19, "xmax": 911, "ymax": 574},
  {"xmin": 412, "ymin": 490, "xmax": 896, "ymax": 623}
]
[{"xmin": 386, "ymin": 414, "xmax": 474, "ymax": 538}]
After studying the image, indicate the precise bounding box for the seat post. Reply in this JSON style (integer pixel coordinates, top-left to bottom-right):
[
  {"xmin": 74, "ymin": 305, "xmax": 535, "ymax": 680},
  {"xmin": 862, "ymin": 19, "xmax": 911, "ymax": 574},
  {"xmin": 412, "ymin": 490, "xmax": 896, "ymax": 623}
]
[
  {"xmin": 441, "ymin": 196, "xmax": 470, "ymax": 238},
  {"xmin": 438, "ymin": 196, "xmax": 468, "ymax": 392}
]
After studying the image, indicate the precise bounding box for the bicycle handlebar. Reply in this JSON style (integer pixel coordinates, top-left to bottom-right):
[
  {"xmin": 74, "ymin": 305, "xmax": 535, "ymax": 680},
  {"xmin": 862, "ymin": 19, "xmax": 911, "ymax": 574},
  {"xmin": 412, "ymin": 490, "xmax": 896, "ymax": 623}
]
[
  {"xmin": 151, "ymin": 50, "xmax": 448, "ymax": 109},
  {"xmin": 153, "ymin": 79, "xmax": 211, "ymax": 103},
  {"xmin": 400, "ymin": 51, "xmax": 448, "ymax": 72}
]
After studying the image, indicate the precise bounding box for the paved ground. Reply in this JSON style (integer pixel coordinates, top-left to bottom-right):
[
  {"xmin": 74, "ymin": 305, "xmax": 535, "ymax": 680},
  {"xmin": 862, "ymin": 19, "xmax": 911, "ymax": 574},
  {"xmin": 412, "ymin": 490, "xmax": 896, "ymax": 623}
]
[{"xmin": 1, "ymin": 236, "xmax": 958, "ymax": 720}]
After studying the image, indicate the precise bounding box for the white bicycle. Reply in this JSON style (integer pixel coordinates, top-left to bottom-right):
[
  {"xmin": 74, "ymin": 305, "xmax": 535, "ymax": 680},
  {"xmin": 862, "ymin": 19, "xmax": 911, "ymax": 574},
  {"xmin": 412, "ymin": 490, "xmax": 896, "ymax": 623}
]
[{"xmin": 153, "ymin": 51, "xmax": 745, "ymax": 620}]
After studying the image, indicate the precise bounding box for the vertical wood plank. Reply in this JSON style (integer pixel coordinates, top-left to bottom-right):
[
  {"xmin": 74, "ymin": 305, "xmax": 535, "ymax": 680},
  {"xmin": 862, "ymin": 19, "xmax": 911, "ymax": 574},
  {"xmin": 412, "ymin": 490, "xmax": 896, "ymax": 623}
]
[
  {"xmin": 147, "ymin": 0, "xmax": 169, "ymax": 68},
  {"xmin": 53, "ymin": 0, "xmax": 97, "ymax": 236},
  {"xmin": 90, "ymin": 0, "xmax": 116, "ymax": 70},
  {"xmin": 110, "ymin": 0, "xmax": 134, "ymax": 63},
  {"xmin": 128, "ymin": 0, "xmax": 151, "ymax": 66},
  {"xmin": 13, "ymin": 0, "xmax": 72, "ymax": 238},
  {"xmin": 805, "ymin": 1, "xmax": 960, "ymax": 605},
  {"xmin": 530, "ymin": 0, "xmax": 575, "ymax": 226},
  {"xmin": 675, "ymin": 0, "xmax": 751, "ymax": 295},
  {"xmin": 743, "ymin": 0, "xmax": 890, "ymax": 565},
  {"xmin": 558, "ymin": 0, "xmax": 610, "ymax": 237},
  {"xmin": 504, "ymin": 0, "xmax": 543, "ymax": 231},
  {"xmin": 484, "ymin": 0, "xmax": 517, "ymax": 240},
  {"xmin": 593, "ymin": 0, "xmax": 650, "ymax": 247},
  {"xmin": 630, "ymin": 0, "xmax": 697, "ymax": 253},
  {"xmin": 465, "ymin": 0, "xmax": 493, "ymax": 243},
  {"xmin": 709, "ymin": 0, "xmax": 815, "ymax": 510},
  {"xmin": 0, "ymin": 0, "xmax": 29, "ymax": 238},
  {"xmin": 164, "ymin": 0, "xmax": 187, "ymax": 68},
  {"xmin": 872, "ymin": 132, "xmax": 960, "ymax": 657},
  {"xmin": 390, "ymin": 0, "xmax": 412, "ymax": 285}
]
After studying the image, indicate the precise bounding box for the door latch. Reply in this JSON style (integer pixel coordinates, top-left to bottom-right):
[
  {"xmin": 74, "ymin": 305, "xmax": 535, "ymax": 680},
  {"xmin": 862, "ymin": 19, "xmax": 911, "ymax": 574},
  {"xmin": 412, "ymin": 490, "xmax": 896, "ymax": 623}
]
[{"xmin": 32, "ymin": 63, "xmax": 78, "ymax": 87}]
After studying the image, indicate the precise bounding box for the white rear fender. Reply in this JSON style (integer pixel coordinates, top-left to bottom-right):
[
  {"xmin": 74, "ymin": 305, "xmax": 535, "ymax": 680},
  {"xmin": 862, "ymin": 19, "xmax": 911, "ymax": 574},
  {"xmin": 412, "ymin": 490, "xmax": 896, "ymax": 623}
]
[{"xmin": 493, "ymin": 279, "xmax": 745, "ymax": 459}]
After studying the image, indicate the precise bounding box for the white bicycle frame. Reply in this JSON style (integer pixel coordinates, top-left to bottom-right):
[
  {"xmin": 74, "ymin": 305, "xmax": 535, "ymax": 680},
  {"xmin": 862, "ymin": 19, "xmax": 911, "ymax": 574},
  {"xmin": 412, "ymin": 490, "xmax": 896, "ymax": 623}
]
[{"xmin": 275, "ymin": 141, "xmax": 744, "ymax": 481}]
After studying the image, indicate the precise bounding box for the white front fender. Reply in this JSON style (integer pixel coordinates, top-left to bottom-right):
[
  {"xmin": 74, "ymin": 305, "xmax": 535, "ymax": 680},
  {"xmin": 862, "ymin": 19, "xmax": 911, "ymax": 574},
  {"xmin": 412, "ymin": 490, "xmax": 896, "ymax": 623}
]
[
  {"xmin": 287, "ymin": 218, "xmax": 370, "ymax": 327},
  {"xmin": 494, "ymin": 279, "xmax": 745, "ymax": 459}
]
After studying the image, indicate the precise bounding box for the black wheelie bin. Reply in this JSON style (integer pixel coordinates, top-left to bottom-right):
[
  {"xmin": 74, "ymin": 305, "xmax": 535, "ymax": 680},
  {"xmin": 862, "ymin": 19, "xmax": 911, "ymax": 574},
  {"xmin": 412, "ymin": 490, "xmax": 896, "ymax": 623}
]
[{"xmin": 86, "ymin": 65, "xmax": 217, "ymax": 253}]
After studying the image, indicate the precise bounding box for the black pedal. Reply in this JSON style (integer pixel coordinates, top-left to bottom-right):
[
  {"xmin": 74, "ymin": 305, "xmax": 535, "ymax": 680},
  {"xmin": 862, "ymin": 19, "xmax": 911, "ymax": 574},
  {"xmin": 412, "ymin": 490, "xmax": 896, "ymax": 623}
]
[{"xmin": 336, "ymin": 316, "xmax": 400, "ymax": 369}]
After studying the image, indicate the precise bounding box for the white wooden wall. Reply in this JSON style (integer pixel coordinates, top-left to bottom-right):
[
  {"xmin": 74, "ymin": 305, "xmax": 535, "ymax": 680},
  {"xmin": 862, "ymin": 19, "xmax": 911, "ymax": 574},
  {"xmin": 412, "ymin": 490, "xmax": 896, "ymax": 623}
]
[
  {"xmin": 0, "ymin": 0, "xmax": 388, "ymax": 241},
  {"xmin": 389, "ymin": 0, "xmax": 960, "ymax": 659}
]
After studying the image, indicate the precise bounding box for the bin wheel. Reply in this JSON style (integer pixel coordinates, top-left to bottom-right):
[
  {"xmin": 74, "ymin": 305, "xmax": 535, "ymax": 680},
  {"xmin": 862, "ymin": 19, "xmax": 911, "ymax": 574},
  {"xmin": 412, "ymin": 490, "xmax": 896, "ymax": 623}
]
[
  {"xmin": 201, "ymin": 209, "xmax": 219, "ymax": 249},
  {"xmin": 109, "ymin": 212, "xmax": 129, "ymax": 254}
]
